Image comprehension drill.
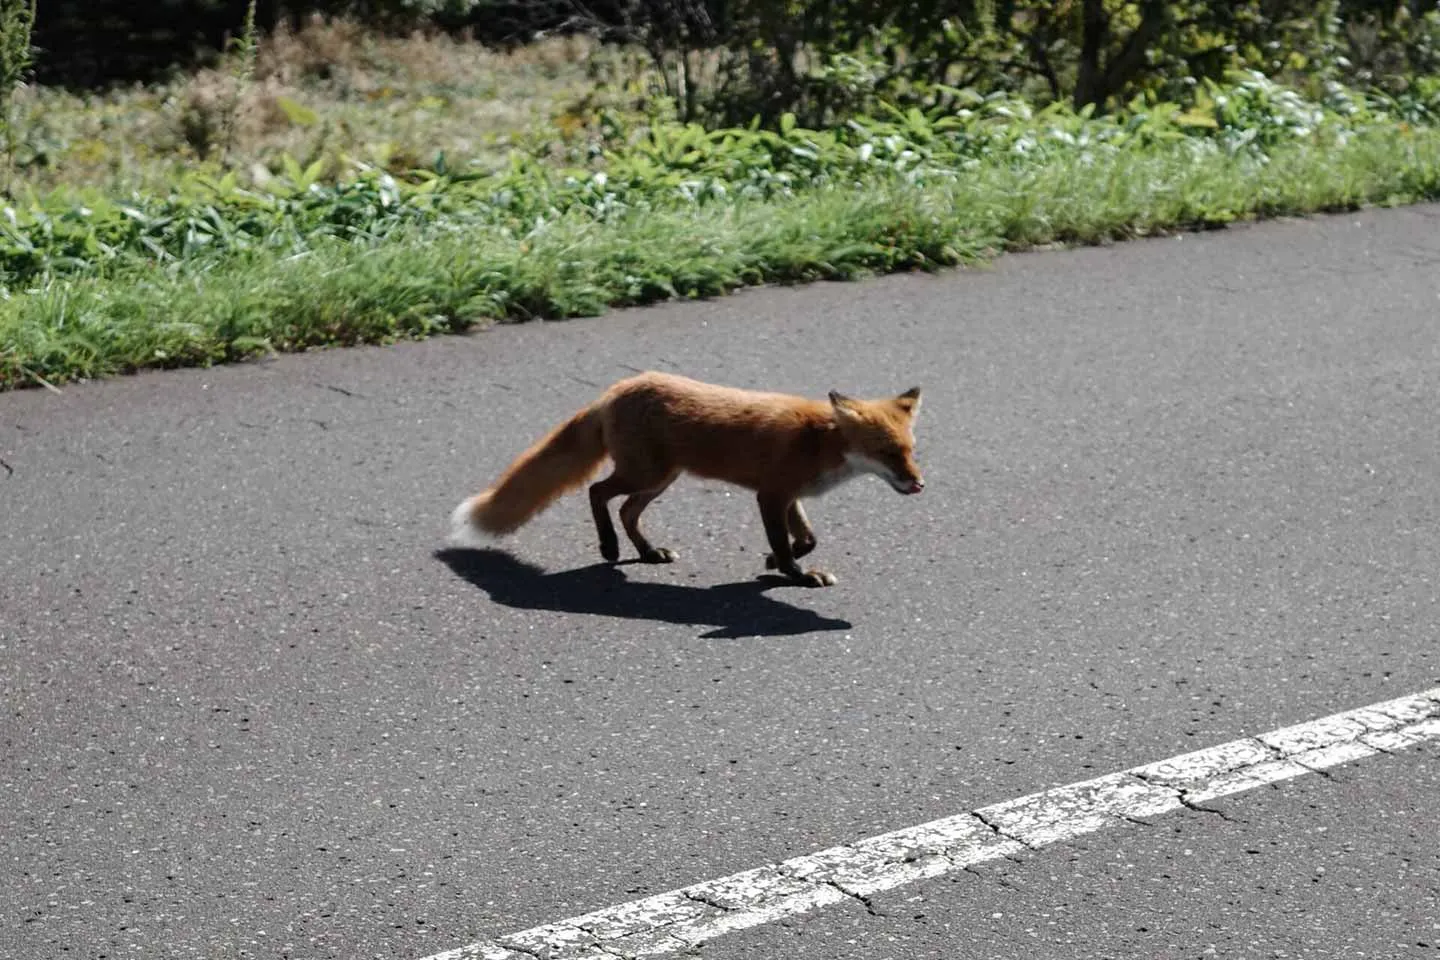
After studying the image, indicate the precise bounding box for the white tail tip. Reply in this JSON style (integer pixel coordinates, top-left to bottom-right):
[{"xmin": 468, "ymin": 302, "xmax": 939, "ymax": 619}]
[{"xmin": 447, "ymin": 496, "xmax": 487, "ymax": 547}]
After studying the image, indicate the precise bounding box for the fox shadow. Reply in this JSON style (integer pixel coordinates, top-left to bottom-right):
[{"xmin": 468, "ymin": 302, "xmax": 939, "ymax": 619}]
[{"xmin": 434, "ymin": 547, "xmax": 852, "ymax": 639}]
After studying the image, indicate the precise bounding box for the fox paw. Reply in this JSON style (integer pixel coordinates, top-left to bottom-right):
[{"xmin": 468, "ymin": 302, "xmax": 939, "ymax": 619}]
[
  {"xmin": 790, "ymin": 568, "xmax": 837, "ymax": 587},
  {"xmin": 639, "ymin": 547, "xmax": 678, "ymax": 564}
]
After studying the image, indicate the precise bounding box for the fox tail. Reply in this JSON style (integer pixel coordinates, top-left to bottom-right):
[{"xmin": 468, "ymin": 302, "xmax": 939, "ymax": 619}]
[{"xmin": 449, "ymin": 404, "xmax": 607, "ymax": 542}]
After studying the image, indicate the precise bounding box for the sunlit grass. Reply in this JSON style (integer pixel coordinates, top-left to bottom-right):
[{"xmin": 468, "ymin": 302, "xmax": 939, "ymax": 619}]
[{"xmin": 4, "ymin": 123, "xmax": 1438, "ymax": 391}]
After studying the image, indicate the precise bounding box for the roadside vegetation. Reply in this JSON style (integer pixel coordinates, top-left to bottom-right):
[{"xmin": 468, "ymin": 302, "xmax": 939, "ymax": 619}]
[{"xmin": 3, "ymin": 1, "xmax": 1440, "ymax": 390}]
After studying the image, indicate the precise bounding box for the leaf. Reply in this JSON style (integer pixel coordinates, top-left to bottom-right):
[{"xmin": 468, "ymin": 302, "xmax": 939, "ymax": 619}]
[
  {"xmin": 1176, "ymin": 110, "xmax": 1219, "ymax": 129},
  {"xmin": 276, "ymin": 96, "xmax": 319, "ymax": 127},
  {"xmin": 281, "ymin": 153, "xmax": 303, "ymax": 183},
  {"xmin": 301, "ymin": 159, "xmax": 326, "ymax": 190},
  {"xmin": 229, "ymin": 336, "xmax": 274, "ymax": 355}
]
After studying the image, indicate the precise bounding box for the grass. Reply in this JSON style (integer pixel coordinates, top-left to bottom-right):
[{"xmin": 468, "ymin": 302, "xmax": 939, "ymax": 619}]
[{"xmin": 5, "ymin": 121, "xmax": 1438, "ymax": 391}]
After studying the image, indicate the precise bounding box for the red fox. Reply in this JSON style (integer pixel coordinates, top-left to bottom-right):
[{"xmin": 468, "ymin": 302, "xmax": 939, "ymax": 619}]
[{"xmin": 449, "ymin": 372, "xmax": 924, "ymax": 586}]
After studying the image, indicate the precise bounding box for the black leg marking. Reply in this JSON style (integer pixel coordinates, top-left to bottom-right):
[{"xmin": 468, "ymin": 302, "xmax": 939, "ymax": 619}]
[
  {"xmin": 620, "ymin": 482, "xmax": 678, "ymax": 563},
  {"xmin": 759, "ymin": 495, "xmax": 835, "ymax": 587},
  {"xmin": 766, "ymin": 501, "xmax": 818, "ymax": 567}
]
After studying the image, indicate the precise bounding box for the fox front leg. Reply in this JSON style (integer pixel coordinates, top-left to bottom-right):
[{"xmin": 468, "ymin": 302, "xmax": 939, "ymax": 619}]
[
  {"xmin": 765, "ymin": 501, "xmax": 817, "ymax": 568},
  {"xmin": 758, "ymin": 494, "xmax": 835, "ymax": 587}
]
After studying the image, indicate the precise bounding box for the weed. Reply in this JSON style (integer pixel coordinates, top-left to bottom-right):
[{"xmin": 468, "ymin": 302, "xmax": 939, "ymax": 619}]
[
  {"xmin": 222, "ymin": 0, "xmax": 261, "ymax": 165},
  {"xmin": 0, "ymin": 0, "xmax": 35, "ymax": 192}
]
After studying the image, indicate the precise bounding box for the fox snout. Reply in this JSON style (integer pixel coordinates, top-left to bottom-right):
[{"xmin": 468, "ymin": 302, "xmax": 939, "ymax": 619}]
[
  {"xmin": 841, "ymin": 447, "xmax": 924, "ymax": 496},
  {"xmin": 888, "ymin": 471, "xmax": 924, "ymax": 495},
  {"xmin": 866, "ymin": 454, "xmax": 924, "ymax": 495}
]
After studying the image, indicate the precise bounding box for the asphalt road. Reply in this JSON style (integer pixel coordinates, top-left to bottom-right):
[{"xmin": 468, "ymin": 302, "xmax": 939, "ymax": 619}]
[{"xmin": 3, "ymin": 205, "xmax": 1439, "ymax": 960}]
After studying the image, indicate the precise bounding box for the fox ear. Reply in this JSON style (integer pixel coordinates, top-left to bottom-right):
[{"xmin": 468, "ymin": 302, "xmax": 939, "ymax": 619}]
[
  {"xmin": 895, "ymin": 386, "xmax": 922, "ymax": 418},
  {"xmin": 829, "ymin": 390, "xmax": 860, "ymax": 419}
]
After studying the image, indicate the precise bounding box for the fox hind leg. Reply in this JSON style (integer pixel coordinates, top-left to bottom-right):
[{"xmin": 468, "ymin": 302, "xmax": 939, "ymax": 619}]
[
  {"xmin": 589, "ymin": 468, "xmax": 678, "ymax": 563},
  {"xmin": 619, "ymin": 473, "xmax": 679, "ymax": 563},
  {"xmin": 589, "ymin": 474, "xmax": 629, "ymax": 562}
]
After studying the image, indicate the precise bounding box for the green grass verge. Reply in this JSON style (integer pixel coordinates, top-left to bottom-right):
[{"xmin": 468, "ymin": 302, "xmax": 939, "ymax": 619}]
[{"xmin": 3, "ymin": 124, "xmax": 1439, "ymax": 391}]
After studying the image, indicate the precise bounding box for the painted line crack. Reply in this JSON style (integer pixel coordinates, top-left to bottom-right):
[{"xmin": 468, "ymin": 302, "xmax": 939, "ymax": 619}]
[
  {"xmin": 970, "ymin": 808, "xmax": 1034, "ymax": 850},
  {"xmin": 678, "ymin": 890, "xmax": 729, "ymax": 913},
  {"xmin": 592, "ymin": 942, "xmax": 637, "ymax": 960}
]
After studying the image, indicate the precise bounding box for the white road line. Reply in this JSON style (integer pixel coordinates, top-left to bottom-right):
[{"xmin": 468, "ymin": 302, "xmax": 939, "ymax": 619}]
[{"xmin": 419, "ymin": 687, "xmax": 1440, "ymax": 960}]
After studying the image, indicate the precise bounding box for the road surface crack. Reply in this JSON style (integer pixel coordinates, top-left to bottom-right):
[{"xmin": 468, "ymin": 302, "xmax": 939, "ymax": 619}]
[
  {"xmin": 823, "ymin": 879, "xmax": 885, "ymax": 918},
  {"xmin": 1176, "ymin": 793, "xmax": 1242, "ymax": 823}
]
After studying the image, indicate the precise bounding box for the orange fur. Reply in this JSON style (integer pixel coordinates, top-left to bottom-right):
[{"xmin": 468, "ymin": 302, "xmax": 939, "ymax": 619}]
[{"xmin": 450, "ymin": 372, "xmax": 923, "ymax": 585}]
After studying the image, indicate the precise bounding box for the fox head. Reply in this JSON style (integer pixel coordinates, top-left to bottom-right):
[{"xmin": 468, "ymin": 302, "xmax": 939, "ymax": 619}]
[{"xmin": 829, "ymin": 386, "xmax": 925, "ymax": 495}]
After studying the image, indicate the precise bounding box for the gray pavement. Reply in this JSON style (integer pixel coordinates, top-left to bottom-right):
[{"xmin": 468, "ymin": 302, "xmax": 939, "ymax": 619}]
[
  {"xmin": 698, "ymin": 740, "xmax": 1440, "ymax": 960},
  {"xmin": 2, "ymin": 205, "xmax": 1439, "ymax": 959}
]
